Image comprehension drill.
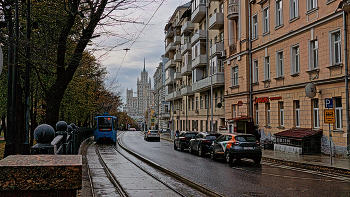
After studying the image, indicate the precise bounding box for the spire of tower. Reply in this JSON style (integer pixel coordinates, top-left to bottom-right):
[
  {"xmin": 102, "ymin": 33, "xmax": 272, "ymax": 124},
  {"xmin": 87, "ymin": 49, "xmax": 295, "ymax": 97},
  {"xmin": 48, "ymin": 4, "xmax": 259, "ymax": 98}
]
[{"xmin": 143, "ymin": 57, "xmax": 146, "ymax": 72}]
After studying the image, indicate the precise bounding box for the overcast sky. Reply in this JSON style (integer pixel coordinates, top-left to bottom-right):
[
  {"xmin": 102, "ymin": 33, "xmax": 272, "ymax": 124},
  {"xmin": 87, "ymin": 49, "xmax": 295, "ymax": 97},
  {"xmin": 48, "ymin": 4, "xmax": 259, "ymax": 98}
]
[{"xmin": 91, "ymin": 0, "xmax": 190, "ymax": 104}]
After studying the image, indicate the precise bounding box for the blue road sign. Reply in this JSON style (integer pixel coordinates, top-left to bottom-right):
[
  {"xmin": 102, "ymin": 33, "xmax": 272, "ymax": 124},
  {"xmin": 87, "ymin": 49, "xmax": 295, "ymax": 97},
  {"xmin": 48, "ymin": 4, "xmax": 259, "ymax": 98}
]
[{"xmin": 325, "ymin": 98, "xmax": 333, "ymax": 108}]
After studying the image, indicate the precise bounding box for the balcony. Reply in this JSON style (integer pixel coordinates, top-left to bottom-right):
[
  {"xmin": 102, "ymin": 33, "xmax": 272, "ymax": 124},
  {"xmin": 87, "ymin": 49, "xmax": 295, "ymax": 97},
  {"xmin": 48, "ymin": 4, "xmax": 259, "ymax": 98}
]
[
  {"xmin": 191, "ymin": 30, "xmax": 206, "ymax": 45},
  {"xmin": 161, "ymin": 113, "xmax": 170, "ymax": 119},
  {"xmin": 165, "ymin": 59, "xmax": 176, "ymax": 70},
  {"xmin": 174, "ymin": 72, "xmax": 182, "ymax": 80},
  {"xmin": 165, "ymin": 90, "xmax": 181, "ymax": 101},
  {"xmin": 181, "ymin": 63, "xmax": 192, "ymax": 76},
  {"xmin": 227, "ymin": 0, "xmax": 239, "ymax": 20},
  {"xmin": 208, "ymin": 13, "xmax": 224, "ymax": 30},
  {"xmin": 165, "ymin": 42, "xmax": 176, "ymax": 55},
  {"xmin": 192, "ymin": 55, "xmax": 207, "ymax": 69},
  {"xmin": 174, "ymin": 53, "xmax": 182, "ymax": 62},
  {"xmin": 181, "ymin": 86, "xmax": 193, "ymax": 96},
  {"xmin": 181, "ymin": 21, "xmax": 194, "ymax": 34},
  {"xmin": 165, "ymin": 76, "xmax": 175, "ymax": 86},
  {"xmin": 174, "ymin": 35, "xmax": 181, "ymax": 45},
  {"xmin": 192, "ymin": 73, "xmax": 224, "ymax": 93},
  {"xmin": 210, "ymin": 42, "xmax": 224, "ymax": 57},
  {"xmin": 165, "ymin": 28, "xmax": 174, "ymax": 38},
  {"xmin": 181, "ymin": 42, "xmax": 191, "ymax": 55},
  {"xmin": 191, "ymin": 4, "xmax": 206, "ymax": 23}
]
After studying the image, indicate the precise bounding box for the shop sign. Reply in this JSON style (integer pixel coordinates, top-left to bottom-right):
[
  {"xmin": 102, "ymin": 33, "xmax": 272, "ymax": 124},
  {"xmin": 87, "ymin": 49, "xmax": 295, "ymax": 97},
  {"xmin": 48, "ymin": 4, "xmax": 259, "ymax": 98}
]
[
  {"xmin": 254, "ymin": 96, "xmax": 282, "ymax": 103},
  {"xmin": 237, "ymin": 101, "xmax": 243, "ymax": 106}
]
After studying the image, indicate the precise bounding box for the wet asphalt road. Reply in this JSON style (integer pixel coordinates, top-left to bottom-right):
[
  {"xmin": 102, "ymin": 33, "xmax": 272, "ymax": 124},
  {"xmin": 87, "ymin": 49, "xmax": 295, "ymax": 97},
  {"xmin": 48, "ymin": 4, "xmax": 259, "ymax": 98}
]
[{"xmin": 121, "ymin": 131, "xmax": 350, "ymax": 197}]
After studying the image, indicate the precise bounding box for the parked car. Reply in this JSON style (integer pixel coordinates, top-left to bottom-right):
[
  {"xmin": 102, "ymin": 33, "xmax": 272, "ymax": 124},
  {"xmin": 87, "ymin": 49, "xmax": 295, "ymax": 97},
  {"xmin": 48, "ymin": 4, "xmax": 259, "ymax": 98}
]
[
  {"xmin": 188, "ymin": 132, "xmax": 222, "ymax": 156},
  {"xmin": 129, "ymin": 128, "xmax": 136, "ymax": 131},
  {"xmin": 144, "ymin": 130, "xmax": 160, "ymax": 141},
  {"xmin": 174, "ymin": 131, "xmax": 198, "ymax": 151},
  {"xmin": 210, "ymin": 133, "xmax": 262, "ymax": 164}
]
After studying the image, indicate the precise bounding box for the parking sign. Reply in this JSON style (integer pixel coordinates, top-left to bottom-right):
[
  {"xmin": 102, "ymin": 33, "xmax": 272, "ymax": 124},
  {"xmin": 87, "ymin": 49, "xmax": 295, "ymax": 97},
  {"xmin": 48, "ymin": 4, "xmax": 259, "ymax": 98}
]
[{"xmin": 325, "ymin": 98, "xmax": 333, "ymax": 108}]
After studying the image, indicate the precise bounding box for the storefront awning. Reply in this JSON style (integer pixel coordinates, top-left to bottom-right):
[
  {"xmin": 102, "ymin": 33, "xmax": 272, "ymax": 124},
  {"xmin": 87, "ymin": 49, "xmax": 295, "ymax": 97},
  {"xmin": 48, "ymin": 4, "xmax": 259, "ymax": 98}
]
[
  {"xmin": 274, "ymin": 128, "xmax": 323, "ymax": 139},
  {"xmin": 226, "ymin": 116, "xmax": 253, "ymax": 123}
]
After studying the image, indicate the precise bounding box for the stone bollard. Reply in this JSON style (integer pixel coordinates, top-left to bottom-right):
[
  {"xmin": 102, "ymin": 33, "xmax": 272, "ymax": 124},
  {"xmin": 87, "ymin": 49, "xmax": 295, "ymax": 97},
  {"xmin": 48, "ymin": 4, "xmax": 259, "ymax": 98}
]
[{"xmin": 30, "ymin": 124, "xmax": 55, "ymax": 154}]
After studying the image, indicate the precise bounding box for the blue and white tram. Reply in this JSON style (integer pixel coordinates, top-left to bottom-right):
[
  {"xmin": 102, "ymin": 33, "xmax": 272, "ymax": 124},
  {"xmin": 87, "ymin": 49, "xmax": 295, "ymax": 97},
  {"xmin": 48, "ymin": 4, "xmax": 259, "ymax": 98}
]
[{"xmin": 94, "ymin": 113, "xmax": 117, "ymax": 144}]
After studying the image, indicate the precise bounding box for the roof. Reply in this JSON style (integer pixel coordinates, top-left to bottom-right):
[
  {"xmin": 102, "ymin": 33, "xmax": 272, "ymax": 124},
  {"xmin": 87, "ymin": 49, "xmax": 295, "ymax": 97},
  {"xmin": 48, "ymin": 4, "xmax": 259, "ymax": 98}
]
[{"xmin": 274, "ymin": 128, "xmax": 323, "ymax": 139}]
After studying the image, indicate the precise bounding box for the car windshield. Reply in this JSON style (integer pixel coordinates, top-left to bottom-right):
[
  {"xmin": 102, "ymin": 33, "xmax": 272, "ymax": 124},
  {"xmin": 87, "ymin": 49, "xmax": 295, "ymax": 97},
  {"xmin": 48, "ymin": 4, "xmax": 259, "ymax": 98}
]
[
  {"xmin": 185, "ymin": 133, "xmax": 196, "ymax": 138},
  {"xmin": 150, "ymin": 130, "xmax": 158, "ymax": 133},
  {"xmin": 235, "ymin": 135, "xmax": 256, "ymax": 142}
]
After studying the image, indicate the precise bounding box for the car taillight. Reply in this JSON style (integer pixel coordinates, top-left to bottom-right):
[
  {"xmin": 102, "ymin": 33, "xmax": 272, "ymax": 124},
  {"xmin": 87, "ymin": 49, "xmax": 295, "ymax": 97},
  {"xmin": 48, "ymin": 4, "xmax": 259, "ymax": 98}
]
[
  {"xmin": 233, "ymin": 142, "xmax": 240, "ymax": 145},
  {"xmin": 99, "ymin": 129, "xmax": 102, "ymax": 131},
  {"xmin": 203, "ymin": 140, "xmax": 210, "ymax": 143},
  {"xmin": 256, "ymin": 141, "xmax": 260, "ymax": 146},
  {"xmin": 181, "ymin": 138, "xmax": 187, "ymax": 141},
  {"xmin": 109, "ymin": 129, "xmax": 112, "ymax": 131}
]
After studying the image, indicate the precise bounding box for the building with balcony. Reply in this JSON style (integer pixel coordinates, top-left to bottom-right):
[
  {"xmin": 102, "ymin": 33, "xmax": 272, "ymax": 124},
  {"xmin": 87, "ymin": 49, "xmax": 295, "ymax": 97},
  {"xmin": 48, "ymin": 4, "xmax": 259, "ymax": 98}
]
[{"xmin": 223, "ymin": 0, "xmax": 350, "ymax": 156}]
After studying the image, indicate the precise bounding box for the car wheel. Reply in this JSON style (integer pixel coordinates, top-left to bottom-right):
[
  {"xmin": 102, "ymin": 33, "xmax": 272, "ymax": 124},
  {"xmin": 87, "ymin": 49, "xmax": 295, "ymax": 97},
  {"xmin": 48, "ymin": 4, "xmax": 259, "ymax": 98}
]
[
  {"xmin": 174, "ymin": 143, "xmax": 177, "ymax": 150},
  {"xmin": 188, "ymin": 146, "xmax": 192, "ymax": 154},
  {"xmin": 180, "ymin": 143, "xmax": 184, "ymax": 152},
  {"xmin": 198, "ymin": 146, "xmax": 203, "ymax": 157},
  {"xmin": 225, "ymin": 151, "xmax": 233, "ymax": 164},
  {"xmin": 253, "ymin": 157, "xmax": 261, "ymax": 164},
  {"xmin": 210, "ymin": 150, "xmax": 216, "ymax": 161}
]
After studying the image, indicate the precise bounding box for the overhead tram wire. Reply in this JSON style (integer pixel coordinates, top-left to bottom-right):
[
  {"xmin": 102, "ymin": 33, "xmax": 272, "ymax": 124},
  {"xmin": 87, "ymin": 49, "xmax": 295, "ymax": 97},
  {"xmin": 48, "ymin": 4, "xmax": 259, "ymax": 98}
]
[{"xmin": 115, "ymin": 0, "xmax": 166, "ymax": 79}]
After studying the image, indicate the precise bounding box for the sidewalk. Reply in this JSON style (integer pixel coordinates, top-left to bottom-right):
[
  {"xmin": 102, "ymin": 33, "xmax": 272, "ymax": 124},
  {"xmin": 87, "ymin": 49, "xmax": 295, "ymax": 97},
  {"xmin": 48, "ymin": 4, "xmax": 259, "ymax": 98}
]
[{"xmin": 160, "ymin": 133, "xmax": 350, "ymax": 175}]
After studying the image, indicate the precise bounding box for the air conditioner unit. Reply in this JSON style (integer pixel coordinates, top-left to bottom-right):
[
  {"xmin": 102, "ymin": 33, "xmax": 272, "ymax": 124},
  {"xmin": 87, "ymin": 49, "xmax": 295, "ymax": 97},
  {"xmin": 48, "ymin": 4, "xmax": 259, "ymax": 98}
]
[{"xmin": 221, "ymin": 50, "xmax": 226, "ymax": 58}]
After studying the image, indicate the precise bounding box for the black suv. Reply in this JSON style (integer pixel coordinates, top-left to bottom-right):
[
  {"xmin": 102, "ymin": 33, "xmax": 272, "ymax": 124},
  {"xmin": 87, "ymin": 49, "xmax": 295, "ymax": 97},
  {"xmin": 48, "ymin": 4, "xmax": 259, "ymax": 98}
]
[
  {"xmin": 188, "ymin": 132, "xmax": 221, "ymax": 156},
  {"xmin": 174, "ymin": 131, "xmax": 198, "ymax": 151}
]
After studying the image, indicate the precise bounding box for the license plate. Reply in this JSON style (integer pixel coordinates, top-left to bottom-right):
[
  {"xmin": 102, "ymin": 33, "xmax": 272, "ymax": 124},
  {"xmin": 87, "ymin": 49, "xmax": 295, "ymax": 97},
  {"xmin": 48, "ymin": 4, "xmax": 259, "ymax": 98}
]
[{"xmin": 244, "ymin": 147, "xmax": 254, "ymax": 150}]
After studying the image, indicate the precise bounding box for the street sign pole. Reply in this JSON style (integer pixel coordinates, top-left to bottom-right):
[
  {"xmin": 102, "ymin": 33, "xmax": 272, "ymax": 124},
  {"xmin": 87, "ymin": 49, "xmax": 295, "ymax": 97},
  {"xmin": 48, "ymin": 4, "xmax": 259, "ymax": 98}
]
[
  {"xmin": 329, "ymin": 123, "xmax": 332, "ymax": 165},
  {"xmin": 325, "ymin": 98, "xmax": 334, "ymax": 165}
]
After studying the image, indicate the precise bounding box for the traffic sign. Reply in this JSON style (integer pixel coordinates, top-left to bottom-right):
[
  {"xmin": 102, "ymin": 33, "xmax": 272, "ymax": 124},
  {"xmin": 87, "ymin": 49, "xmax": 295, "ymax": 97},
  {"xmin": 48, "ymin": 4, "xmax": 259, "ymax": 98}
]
[
  {"xmin": 324, "ymin": 109, "xmax": 335, "ymax": 123},
  {"xmin": 325, "ymin": 98, "xmax": 333, "ymax": 108},
  {"xmin": 151, "ymin": 118, "xmax": 154, "ymax": 123}
]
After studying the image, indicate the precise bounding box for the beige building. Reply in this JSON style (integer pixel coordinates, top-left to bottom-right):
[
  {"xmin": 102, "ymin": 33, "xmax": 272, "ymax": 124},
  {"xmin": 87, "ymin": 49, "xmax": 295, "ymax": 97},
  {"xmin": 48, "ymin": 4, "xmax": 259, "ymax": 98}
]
[
  {"xmin": 223, "ymin": 0, "xmax": 350, "ymax": 155},
  {"xmin": 164, "ymin": 1, "xmax": 226, "ymax": 134}
]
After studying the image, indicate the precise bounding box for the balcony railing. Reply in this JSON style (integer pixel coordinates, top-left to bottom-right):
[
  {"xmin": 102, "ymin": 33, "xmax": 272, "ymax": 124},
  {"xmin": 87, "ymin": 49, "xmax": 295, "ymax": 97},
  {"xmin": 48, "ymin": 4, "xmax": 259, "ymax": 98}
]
[
  {"xmin": 210, "ymin": 42, "xmax": 224, "ymax": 57},
  {"xmin": 209, "ymin": 12, "xmax": 224, "ymax": 30},
  {"xmin": 165, "ymin": 90, "xmax": 181, "ymax": 101},
  {"xmin": 174, "ymin": 72, "xmax": 182, "ymax": 80},
  {"xmin": 165, "ymin": 76, "xmax": 175, "ymax": 86},
  {"xmin": 165, "ymin": 27, "xmax": 174, "ymax": 38},
  {"xmin": 191, "ymin": 4, "xmax": 206, "ymax": 23},
  {"xmin": 181, "ymin": 42, "xmax": 191, "ymax": 55},
  {"xmin": 192, "ymin": 55, "xmax": 207, "ymax": 69},
  {"xmin": 227, "ymin": 0, "xmax": 239, "ymax": 20},
  {"xmin": 181, "ymin": 63, "xmax": 192, "ymax": 76},
  {"xmin": 174, "ymin": 53, "xmax": 182, "ymax": 62},
  {"xmin": 165, "ymin": 42, "xmax": 176, "ymax": 55},
  {"xmin": 192, "ymin": 73, "xmax": 224, "ymax": 93},
  {"xmin": 181, "ymin": 86, "xmax": 193, "ymax": 96},
  {"xmin": 174, "ymin": 35, "xmax": 181, "ymax": 45},
  {"xmin": 165, "ymin": 59, "xmax": 176, "ymax": 70},
  {"xmin": 181, "ymin": 21, "xmax": 194, "ymax": 34},
  {"xmin": 191, "ymin": 30, "xmax": 206, "ymax": 45},
  {"xmin": 161, "ymin": 113, "xmax": 170, "ymax": 119}
]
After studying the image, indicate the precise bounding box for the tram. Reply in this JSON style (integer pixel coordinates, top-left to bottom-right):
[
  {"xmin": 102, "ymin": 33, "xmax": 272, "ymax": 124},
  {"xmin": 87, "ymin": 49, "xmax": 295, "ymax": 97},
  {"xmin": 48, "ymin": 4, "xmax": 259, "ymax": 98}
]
[{"xmin": 94, "ymin": 113, "xmax": 117, "ymax": 144}]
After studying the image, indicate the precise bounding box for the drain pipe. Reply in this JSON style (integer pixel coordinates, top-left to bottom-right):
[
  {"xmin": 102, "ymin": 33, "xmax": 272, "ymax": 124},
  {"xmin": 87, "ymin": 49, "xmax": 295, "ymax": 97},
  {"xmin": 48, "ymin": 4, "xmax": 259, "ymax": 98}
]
[
  {"xmin": 343, "ymin": 11, "xmax": 349, "ymax": 155},
  {"xmin": 248, "ymin": 2, "xmax": 253, "ymax": 117}
]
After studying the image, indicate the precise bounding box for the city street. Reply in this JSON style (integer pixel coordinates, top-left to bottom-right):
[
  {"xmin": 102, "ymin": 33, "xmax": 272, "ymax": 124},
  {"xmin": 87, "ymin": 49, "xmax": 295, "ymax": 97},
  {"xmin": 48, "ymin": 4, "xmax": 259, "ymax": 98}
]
[{"xmin": 121, "ymin": 131, "xmax": 350, "ymax": 197}]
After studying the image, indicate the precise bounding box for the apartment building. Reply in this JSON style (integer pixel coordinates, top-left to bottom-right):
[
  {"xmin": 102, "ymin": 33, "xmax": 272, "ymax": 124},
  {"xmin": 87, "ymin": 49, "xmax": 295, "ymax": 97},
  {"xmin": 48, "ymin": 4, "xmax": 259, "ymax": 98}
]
[
  {"xmin": 164, "ymin": 1, "xmax": 226, "ymax": 134},
  {"xmin": 223, "ymin": 0, "xmax": 350, "ymax": 155}
]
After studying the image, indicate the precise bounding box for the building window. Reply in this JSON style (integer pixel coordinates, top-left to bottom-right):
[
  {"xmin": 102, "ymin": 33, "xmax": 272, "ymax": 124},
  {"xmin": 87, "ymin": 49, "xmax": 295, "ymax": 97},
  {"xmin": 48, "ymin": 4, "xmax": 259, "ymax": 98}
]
[
  {"xmin": 294, "ymin": 100, "xmax": 300, "ymax": 128},
  {"xmin": 205, "ymin": 95, "xmax": 208, "ymax": 109},
  {"xmin": 200, "ymin": 96, "xmax": 203, "ymax": 109},
  {"xmin": 309, "ymin": 39, "xmax": 319, "ymax": 70},
  {"xmin": 330, "ymin": 30, "xmax": 342, "ymax": 65},
  {"xmin": 215, "ymin": 92, "xmax": 218, "ymax": 108},
  {"xmin": 266, "ymin": 103, "xmax": 271, "ymax": 126},
  {"xmin": 275, "ymin": 0, "xmax": 283, "ymax": 27},
  {"xmin": 196, "ymin": 97, "xmax": 198, "ymax": 109},
  {"xmin": 279, "ymin": 102, "xmax": 284, "ymax": 127},
  {"xmin": 307, "ymin": 0, "xmax": 317, "ymax": 11},
  {"xmin": 253, "ymin": 59, "xmax": 259, "ymax": 83},
  {"xmin": 276, "ymin": 51, "xmax": 284, "ymax": 78},
  {"xmin": 192, "ymin": 98, "xmax": 194, "ymax": 110},
  {"xmin": 290, "ymin": 0, "xmax": 299, "ymax": 20},
  {"xmin": 231, "ymin": 67, "xmax": 239, "ymax": 86},
  {"xmin": 335, "ymin": 97, "xmax": 342, "ymax": 129},
  {"xmin": 188, "ymin": 99, "xmax": 191, "ymax": 110},
  {"xmin": 263, "ymin": 6, "xmax": 269, "ymax": 34},
  {"xmin": 264, "ymin": 56, "xmax": 270, "ymax": 80},
  {"xmin": 252, "ymin": 14, "xmax": 258, "ymax": 39},
  {"xmin": 232, "ymin": 104, "xmax": 238, "ymax": 119},
  {"xmin": 313, "ymin": 99, "xmax": 319, "ymax": 128},
  {"xmin": 291, "ymin": 45, "xmax": 300, "ymax": 75},
  {"xmin": 255, "ymin": 104, "xmax": 259, "ymax": 125}
]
